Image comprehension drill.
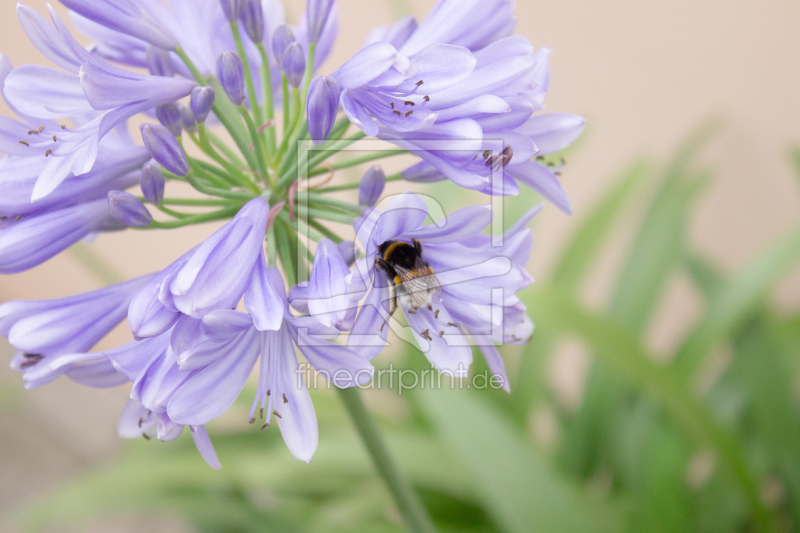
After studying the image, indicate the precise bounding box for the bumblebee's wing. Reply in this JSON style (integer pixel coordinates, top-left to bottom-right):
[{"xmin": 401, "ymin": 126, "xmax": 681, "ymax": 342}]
[
  {"xmin": 394, "ymin": 264, "xmax": 433, "ymax": 309},
  {"xmin": 414, "ymin": 257, "xmax": 442, "ymax": 296}
]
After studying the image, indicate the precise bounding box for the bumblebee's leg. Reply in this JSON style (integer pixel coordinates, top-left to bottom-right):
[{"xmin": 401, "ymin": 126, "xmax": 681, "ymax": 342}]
[
  {"xmin": 375, "ymin": 257, "xmax": 390, "ymax": 271},
  {"xmin": 412, "ymin": 238, "xmax": 423, "ymax": 256},
  {"xmin": 380, "ymin": 284, "xmax": 398, "ymax": 332}
]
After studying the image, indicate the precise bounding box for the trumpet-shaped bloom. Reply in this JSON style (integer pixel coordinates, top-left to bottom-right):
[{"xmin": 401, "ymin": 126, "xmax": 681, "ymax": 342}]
[
  {"xmin": 2, "ymin": 275, "xmax": 152, "ymax": 387},
  {"xmin": 345, "ymin": 192, "xmax": 534, "ymax": 386},
  {"xmin": 4, "ymin": 5, "xmax": 195, "ymax": 199}
]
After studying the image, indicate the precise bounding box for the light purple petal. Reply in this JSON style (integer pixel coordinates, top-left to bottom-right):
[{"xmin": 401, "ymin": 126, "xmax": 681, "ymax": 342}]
[
  {"xmin": 168, "ymin": 326, "xmax": 260, "ymax": 425},
  {"xmin": 332, "ymin": 42, "xmax": 398, "ymax": 89},
  {"xmin": 505, "ymin": 160, "xmax": 573, "ymax": 214},
  {"xmin": 308, "ymin": 239, "xmax": 353, "ymax": 330},
  {"xmin": 245, "ymin": 251, "xmax": 284, "ymax": 331},
  {"xmin": 190, "ymin": 425, "xmax": 221, "ymax": 469},
  {"xmin": 347, "ymin": 283, "xmax": 390, "ymax": 360},
  {"xmin": 516, "ymin": 113, "xmax": 585, "ymax": 155},
  {"xmin": 406, "ymin": 204, "xmax": 493, "ymax": 243},
  {"xmin": 269, "ymin": 327, "xmax": 318, "ymax": 462}
]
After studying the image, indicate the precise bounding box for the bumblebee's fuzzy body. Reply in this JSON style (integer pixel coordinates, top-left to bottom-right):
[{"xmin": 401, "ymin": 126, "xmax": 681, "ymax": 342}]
[{"xmin": 374, "ymin": 239, "xmax": 441, "ymax": 330}]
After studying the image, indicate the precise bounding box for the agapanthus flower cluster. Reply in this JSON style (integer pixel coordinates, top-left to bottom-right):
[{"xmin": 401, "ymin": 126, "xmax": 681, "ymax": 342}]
[{"xmin": 1, "ymin": 0, "xmax": 583, "ymax": 468}]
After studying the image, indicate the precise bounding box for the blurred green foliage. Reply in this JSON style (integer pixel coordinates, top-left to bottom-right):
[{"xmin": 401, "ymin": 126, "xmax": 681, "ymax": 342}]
[{"xmin": 18, "ymin": 126, "xmax": 800, "ymax": 533}]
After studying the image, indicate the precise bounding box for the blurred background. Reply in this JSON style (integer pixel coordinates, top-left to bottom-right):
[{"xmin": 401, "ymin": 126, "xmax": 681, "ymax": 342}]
[{"xmin": 1, "ymin": 0, "xmax": 800, "ymax": 532}]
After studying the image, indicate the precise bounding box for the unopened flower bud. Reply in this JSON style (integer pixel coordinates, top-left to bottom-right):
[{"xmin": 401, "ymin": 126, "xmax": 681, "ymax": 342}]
[
  {"xmin": 108, "ymin": 190, "xmax": 153, "ymax": 228},
  {"xmin": 358, "ymin": 166, "xmax": 386, "ymax": 208},
  {"xmin": 190, "ymin": 86, "xmax": 215, "ymax": 123},
  {"xmin": 307, "ymin": 0, "xmax": 335, "ymax": 44},
  {"xmin": 240, "ymin": 0, "xmax": 264, "ymax": 43},
  {"xmin": 155, "ymin": 102, "xmax": 182, "ymax": 137},
  {"xmin": 307, "ymin": 75, "xmax": 340, "ymax": 144},
  {"xmin": 271, "ymin": 24, "xmax": 295, "ymax": 67},
  {"xmin": 216, "ymin": 52, "xmax": 245, "ymax": 106},
  {"xmin": 140, "ymin": 123, "xmax": 190, "ymax": 176},
  {"xmin": 337, "ymin": 240, "xmax": 357, "ymax": 267},
  {"xmin": 146, "ymin": 46, "xmax": 174, "ymax": 77},
  {"xmin": 219, "ymin": 0, "xmax": 244, "ymax": 22},
  {"xmin": 140, "ymin": 162, "xmax": 165, "ymax": 205},
  {"xmin": 180, "ymin": 105, "xmax": 196, "ymax": 133},
  {"xmin": 282, "ymin": 43, "xmax": 305, "ymax": 88}
]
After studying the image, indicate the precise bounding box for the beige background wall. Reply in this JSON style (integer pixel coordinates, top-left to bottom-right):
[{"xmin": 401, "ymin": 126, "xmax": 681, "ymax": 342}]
[{"xmin": 1, "ymin": 0, "xmax": 799, "ymax": 529}]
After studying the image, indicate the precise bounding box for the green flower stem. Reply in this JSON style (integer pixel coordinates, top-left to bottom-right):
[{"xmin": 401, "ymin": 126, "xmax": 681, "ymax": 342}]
[
  {"xmin": 155, "ymin": 205, "xmax": 192, "ymax": 219},
  {"xmin": 237, "ymin": 104, "xmax": 269, "ymax": 181},
  {"xmin": 314, "ymin": 173, "xmax": 403, "ymax": 194},
  {"xmin": 274, "ymin": 218, "xmax": 297, "ymax": 287},
  {"xmin": 275, "ymin": 89, "xmax": 303, "ymax": 169},
  {"xmin": 205, "ymin": 128, "xmax": 247, "ymax": 168},
  {"xmin": 277, "ymin": 121, "xmax": 309, "ymax": 178},
  {"xmin": 300, "ymin": 205, "xmax": 356, "ymax": 226},
  {"xmin": 187, "ymin": 137, "xmax": 244, "ymax": 189},
  {"xmin": 337, "ymin": 386, "xmax": 437, "ymax": 533},
  {"xmin": 306, "ymin": 131, "xmax": 367, "ymax": 169},
  {"xmin": 175, "ymin": 47, "xmax": 256, "ymax": 170},
  {"xmin": 307, "ymin": 218, "xmax": 343, "ymax": 243},
  {"xmin": 294, "ymin": 217, "xmax": 325, "ymax": 243},
  {"xmin": 187, "ymin": 158, "xmax": 235, "ymax": 190},
  {"xmin": 194, "ymin": 125, "xmax": 257, "ymax": 192},
  {"xmin": 186, "ymin": 170, "xmax": 255, "ymax": 201},
  {"xmin": 142, "ymin": 206, "xmax": 241, "ymax": 229},
  {"xmin": 301, "ymin": 42, "xmax": 316, "ymax": 110},
  {"xmin": 231, "ymin": 21, "xmax": 262, "ymax": 126},
  {"xmin": 308, "ymin": 150, "xmax": 405, "ymax": 177},
  {"xmin": 301, "ymin": 191, "xmax": 363, "ymax": 215},
  {"xmin": 148, "ymin": 197, "xmax": 239, "ymax": 207},
  {"xmin": 281, "ymin": 74, "xmax": 290, "ymax": 139},
  {"xmin": 266, "ymin": 225, "xmax": 277, "ymax": 267},
  {"xmin": 257, "ymin": 44, "xmax": 278, "ymax": 157}
]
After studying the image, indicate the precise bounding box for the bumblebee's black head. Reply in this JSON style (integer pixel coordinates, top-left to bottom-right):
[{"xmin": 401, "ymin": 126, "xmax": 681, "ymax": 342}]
[{"xmin": 378, "ymin": 240, "xmax": 423, "ymax": 272}]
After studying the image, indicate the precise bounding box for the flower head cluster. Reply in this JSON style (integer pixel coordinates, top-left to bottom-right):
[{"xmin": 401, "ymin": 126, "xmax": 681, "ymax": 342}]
[{"xmin": 1, "ymin": 0, "xmax": 582, "ymax": 467}]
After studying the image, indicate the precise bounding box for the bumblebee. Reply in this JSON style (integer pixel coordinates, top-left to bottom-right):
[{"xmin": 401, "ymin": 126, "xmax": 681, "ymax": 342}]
[{"xmin": 375, "ymin": 239, "xmax": 441, "ymax": 331}]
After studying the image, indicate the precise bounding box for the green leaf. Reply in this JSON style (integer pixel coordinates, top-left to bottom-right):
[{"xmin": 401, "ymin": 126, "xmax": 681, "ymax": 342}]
[
  {"xmin": 524, "ymin": 285, "xmax": 779, "ymax": 533},
  {"xmin": 552, "ymin": 157, "xmax": 651, "ymax": 289},
  {"xmin": 684, "ymin": 252, "xmax": 726, "ymax": 300},
  {"xmin": 673, "ymin": 225, "xmax": 800, "ymax": 379},
  {"xmin": 419, "ymin": 387, "xmax": 622, "ymax": 533}
]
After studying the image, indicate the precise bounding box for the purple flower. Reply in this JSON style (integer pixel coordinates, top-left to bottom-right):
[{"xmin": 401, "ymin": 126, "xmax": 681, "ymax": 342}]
[
  {"xmin": 0, "ymin": 198, "xmax": 121, "ymax": 274},
  {"xmin": 155, "ymin": 102, "xmax": 183, "ymax": 137},
  {"xmin": 346, "ymin": 193, "xmax": 534, "ymax": 386},
  {"xmin": 180, "ymin": 104, "xmax": 197, "ymax": 134},
  {"xmin": 307, "ymin": 239, "xmax": 356, "ymax": 331},
  {"xmin": 377, "ymin": 0, "xmax": 516, "ymax": 56},
  {"xmin": 306, "ymin": 0, "xmax": 335, "ymax": 45},
  {"xmin": 240, "ymin": 0, "xmax": 265, "ymax": 43},
  {"xmin": 140, "ymin": 162, "xmax": 165, "ymax": 205},
  {"xmin": 60, "ymin": 0, "xmax": 180, "ymax": 50},
  {"xmin": 146, "ymin": 46, "xmax": 175, "ymax": 77},
  {"xmin": 190, "ymin": 86, "xmax": 215, "ymax": 123},
  {"xmin": 1, "ymin": 275, "xmax": 152, "ymax": 387},
  {"xmin": 337, "ymin": 240, "xmax": 358, "ymax": 267},
  {"xmin": 216, "ymin": 51, "xmax": 245, "ymax": 106},
  {"xmin": 108, "ymin": 190, "xmax": 152, "ymax": 228},
  {"xmin": 307, "ymin": 75, "xmax": 340, "ymax": 144},
  {"xmin": 4, "ymin": 5, "xmax": 195, "ymax": 199},
  {"xmin": 129, "ymin": 198, "xmax": 270, "ymax": 332},
  {"xmin": 332, "ymin": 42, "xmax": 476, "ymax": 137},
  {"xmin": 358, "ymin": 165, "xmax": 386, "ymax": 208},
  {"xmin": 166, "ymin": 266, "xmax": 372, "ymax": 462},
  {"xmin": 219, "ymin": 0, "xmax": 245, "ymax": 23},
  {"xmin": 271, "ymin": 24, "xmax": 296, "ymax": 68},
  {"xmin": 140, "ymin": 123, "xmax": 189, "ymax": 176},
  {"xmin": 282, "ymin": 42, "xmax": 306, "ymax": 88},
  {"xmin": 104, "ymin": 333, "xmax": 221, "ymax": 469}
]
